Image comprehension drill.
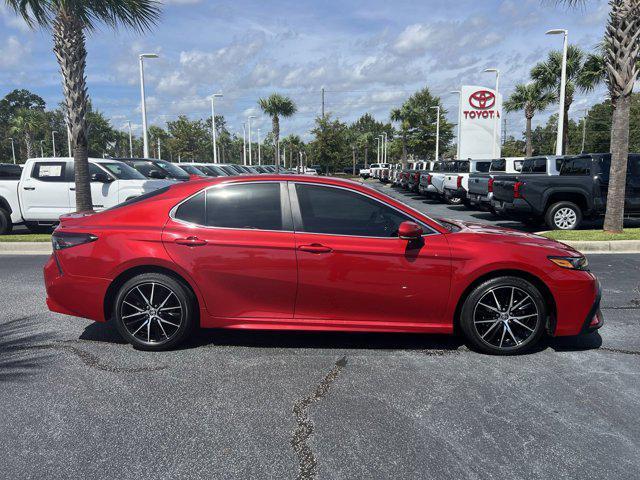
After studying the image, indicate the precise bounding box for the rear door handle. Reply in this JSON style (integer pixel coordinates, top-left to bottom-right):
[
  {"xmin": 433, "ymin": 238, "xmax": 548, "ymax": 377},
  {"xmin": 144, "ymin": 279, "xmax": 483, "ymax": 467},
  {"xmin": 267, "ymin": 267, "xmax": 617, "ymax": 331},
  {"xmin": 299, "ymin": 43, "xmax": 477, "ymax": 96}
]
[
  {"xmin": 174, "ymin": 236, "xmax": 207, "ymax": 247},
  {"xmin": 23, "ymin": 187, "xmax": 35, "ymax": 191},
  {"xmin": 298, "ymin": 244, "xmax": 332, "ymax": 254}
]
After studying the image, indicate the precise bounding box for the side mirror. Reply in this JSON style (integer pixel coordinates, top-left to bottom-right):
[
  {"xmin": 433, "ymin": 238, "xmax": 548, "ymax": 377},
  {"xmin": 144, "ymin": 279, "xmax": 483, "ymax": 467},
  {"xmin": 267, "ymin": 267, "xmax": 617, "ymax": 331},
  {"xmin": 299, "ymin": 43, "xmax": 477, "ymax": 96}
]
[
  {"xmin": 148, "ymin": 169, "xmax": 166, "ymax": 179},
  {"xmin": 398, "ymin": 221, "xmax": 423, "ymax": 240},
  {"xmin": 91, "ymin": 172, "xmax": 112, "ymax": 183}
]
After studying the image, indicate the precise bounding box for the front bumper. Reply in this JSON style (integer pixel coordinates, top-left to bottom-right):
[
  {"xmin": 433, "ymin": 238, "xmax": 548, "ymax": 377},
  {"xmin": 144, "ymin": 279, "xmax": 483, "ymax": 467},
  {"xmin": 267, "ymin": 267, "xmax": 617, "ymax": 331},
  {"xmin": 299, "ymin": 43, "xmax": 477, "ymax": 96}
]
[{"xmin": 580, "ymin": 280, "xmax": 603, "ymax": 334}]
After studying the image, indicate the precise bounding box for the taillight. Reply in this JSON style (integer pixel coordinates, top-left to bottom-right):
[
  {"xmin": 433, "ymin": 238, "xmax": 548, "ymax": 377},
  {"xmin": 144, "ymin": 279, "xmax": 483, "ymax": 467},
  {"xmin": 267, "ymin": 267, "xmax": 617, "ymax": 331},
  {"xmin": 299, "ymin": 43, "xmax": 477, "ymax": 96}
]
[
  {"xmin": 513, "ymin": 181, "xmax": 524, "ymax": 199},
  {"xmin": 427, "ymin": 174, "xmax": 432, "ymax": 184},
  {"xmin": 413, "ymin": 172, "xmax": 419, "ymax": 180},
  {"xmin": 488, "ymin": 178, "xmax": 494, "ymax": 193},
  {"xmin": 457, "ymin": 176, "xmax": 463, "ymax": 188},
  {"xmin": 52, "ymin": 231, "xmax": 98, "ymax": 250}
]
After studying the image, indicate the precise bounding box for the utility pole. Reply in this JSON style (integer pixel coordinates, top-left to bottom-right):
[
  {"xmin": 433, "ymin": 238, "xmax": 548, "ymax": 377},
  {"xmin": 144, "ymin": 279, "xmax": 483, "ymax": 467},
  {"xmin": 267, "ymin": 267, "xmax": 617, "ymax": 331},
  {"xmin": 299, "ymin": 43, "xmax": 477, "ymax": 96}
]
[
  {"xmin": 242, "ymin": 123, "xmax": 247, "ymax": 165},
  {"xmin": 321, "ymin": 88, "xmax": 325, "ymax": 118},
  {"xmin": 248, "ymin": 115, "xmax": 255, "ymax": 165},
  {"xmin": 40, "ymin": 140, "xmax": 45, "ymax": 157},
  {"xmin": 66, "ymin": 124, "xmax": 72, "ymax": 157},
  {"xmin": 282, "ymin": 146, "xmax": 286, "ymax": 170},
  {"xmin": 52, "ymin": 131, "xmax": 57, "ymax": 157},
  {"xmin": 546, "ymin": 29, "xmax": 568, "ymax": 155},
  {"xmin": 352, "ymin": 145, "xmax": 356, "ymax": 175},
  {"xmin": 211, "ymin": 93, "xmax": 223, "ymax": 163},
  {"xmin": 128, "ymin": 121, "xmax": 133, "ymax": 157},
  {"xmin": 431, "ymin": 106, "xmax": 441, "ymax": 161},
  {"xmin": 383, "ymin": 132, "xmax": 388, "ymax": 163},
  {"xmin": 8, "ymin": 138, "xmax": 15, "ymax": 164},
  {"xmin": 138, "ymin": 53, "xmax": 158, "ymax": 158},
  {"xmin": 581, "ymin": 108, "xmax": 588, "ymax": 153}
]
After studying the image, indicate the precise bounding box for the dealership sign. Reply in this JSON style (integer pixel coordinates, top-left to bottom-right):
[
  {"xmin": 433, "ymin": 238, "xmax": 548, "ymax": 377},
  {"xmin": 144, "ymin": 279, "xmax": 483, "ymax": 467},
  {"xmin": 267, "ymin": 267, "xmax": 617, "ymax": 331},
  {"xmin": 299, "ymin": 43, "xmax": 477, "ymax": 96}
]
[{"xmin": 458, "ymin": 85, "xmax": 502, "ymax": 160}]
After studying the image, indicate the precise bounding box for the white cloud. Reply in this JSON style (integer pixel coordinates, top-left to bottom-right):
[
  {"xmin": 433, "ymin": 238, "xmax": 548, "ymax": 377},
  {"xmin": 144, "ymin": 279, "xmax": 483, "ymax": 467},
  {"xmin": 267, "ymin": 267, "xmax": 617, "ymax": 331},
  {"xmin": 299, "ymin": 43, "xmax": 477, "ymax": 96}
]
[{"xmin": 0, "ymin": 36, "xmax": 30, "ymax": 68}]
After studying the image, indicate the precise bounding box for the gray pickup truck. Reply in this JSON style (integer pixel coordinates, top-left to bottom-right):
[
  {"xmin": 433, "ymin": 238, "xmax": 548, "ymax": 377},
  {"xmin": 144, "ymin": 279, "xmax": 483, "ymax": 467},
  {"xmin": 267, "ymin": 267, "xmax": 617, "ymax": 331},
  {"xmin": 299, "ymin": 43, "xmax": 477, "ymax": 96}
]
[
  {"xmin": 492, "ymin": 153, "xmax": 640, "ymax": 230},
  {"xmin": 468, "ymin": 157, "xmax": 524, "ymax": 211}
]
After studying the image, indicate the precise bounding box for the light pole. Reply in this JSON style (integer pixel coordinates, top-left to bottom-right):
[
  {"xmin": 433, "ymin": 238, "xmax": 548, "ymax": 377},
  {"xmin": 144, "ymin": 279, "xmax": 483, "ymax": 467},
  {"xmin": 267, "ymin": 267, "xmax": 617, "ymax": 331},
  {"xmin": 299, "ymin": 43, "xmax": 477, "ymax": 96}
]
[
  {"xmin": 242, "ymin": 123, "xmax": 247, "ymax": 165},
  {"xmin": 383, "ymin": 132, "xmax": 388, "ymax": 163},
  {"xmin": 128, "ymin": 121, "xmax": 133, "ymax": 157},
  {"xmin": 157, "ymin": 138, "xmax": 161, "ymax": 159},
  {"xmin": 210, "ymin": 93, "xmax": 223, "ymax": 163},
  {"xmin": 139, "ymin": 53, "xmax": 158, "ymax": 158},
  {"xmin": 247, "ymin": 115, "xmax": 256, "ymax": 165},
  {"xmin": 581, "ymin": 108, "xmax": 588, "ymax": 153},
  {"xmin": 431, "ymin": 106, "xmax": 441, "ymax": 161},
  {"xmin": 257, "ymin": 128, "xmax": 262, "ymax": 165},
  {"xmin": 546, "ymin": 29, "xmax": 568, "ymax": 156},
  {"xmin": 66, "ymin": 124, "xmax": 72, "ymax": 157},
  {"xmin": 450, "ymin": 90, "xmax": 461, "ymax": 160},
  {"xmin": 52, "ymin": 131, "xmax": 58, "ymax": 157},
  {"xmin": 483, "ymin": 68, "xmax": 500, "ymax": 158},
  {"xmin": 376, "ymin": 137, "xmax": 381, "ymax": 163},
  {"xmin": 8, "ymin": 138, "xmax": 15, "ymax": 164}
]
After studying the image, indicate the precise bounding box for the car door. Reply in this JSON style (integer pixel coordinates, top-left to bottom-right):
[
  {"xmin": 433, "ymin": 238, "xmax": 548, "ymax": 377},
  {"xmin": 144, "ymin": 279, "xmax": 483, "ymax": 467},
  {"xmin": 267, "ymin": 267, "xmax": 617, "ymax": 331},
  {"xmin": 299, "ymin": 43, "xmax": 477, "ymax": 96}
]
[
  {"xmin": 626, "ymin": 155, "xmax": 640, "ymax": 213},
  {"xmin": 162, "ymin": 181, "xmax": 298, "ymax": 319},
  {"xmin": 289, "ymin": 182, "xmax": 451, "ymax": 327},
  {"xmin": 19, "ymin": 161, "xmax": 72, "ymax": 221}
]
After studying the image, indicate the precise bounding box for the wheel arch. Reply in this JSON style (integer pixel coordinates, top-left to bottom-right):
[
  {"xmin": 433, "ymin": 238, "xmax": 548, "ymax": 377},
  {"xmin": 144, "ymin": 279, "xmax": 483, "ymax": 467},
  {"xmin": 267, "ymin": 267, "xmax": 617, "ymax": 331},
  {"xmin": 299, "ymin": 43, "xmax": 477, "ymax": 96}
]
[
  {"xmin": 103, "ymin": 265, "xmax": 202, "ymax": 325},
  {"xmin": 0, "ymin": 195, "xmax": 12, "ymax": 215},
  {"xmin": 452, "ymin": 269, "xmax": 557, "ymax": 336},
  {"xmin": 543, "ymin": 190, "xmax": 591, "ymax": 214}
]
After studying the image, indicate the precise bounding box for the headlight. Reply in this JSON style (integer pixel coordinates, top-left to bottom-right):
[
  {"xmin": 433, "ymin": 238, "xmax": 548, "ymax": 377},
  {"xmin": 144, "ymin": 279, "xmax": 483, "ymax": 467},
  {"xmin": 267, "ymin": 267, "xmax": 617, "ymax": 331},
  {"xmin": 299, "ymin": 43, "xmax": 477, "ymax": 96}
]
[{"xmin": 548, "ymin": 256, "xmax": 589, "ymax": 270}]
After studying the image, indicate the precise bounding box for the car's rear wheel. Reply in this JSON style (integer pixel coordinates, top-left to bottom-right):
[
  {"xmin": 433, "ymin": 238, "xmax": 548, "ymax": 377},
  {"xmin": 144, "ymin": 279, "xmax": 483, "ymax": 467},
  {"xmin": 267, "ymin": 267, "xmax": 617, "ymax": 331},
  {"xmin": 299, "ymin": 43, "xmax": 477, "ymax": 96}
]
[
  {"xmin": 545, "ymin": 201, "xmax": 582, "ymax": 230},
  {"xmin": 460, "ymin": 276, "xmax": 546, "ymax": 355},
  {"xmin": 0, "ymin": 208, "xmax": 12, "ymax": 235},
  {"xmin": 114, "ymin": 273, "xmax": 196, "ymax": 351},
  {"xmin": 446, "ymin": 195, "xmax": 462, "ymax": 205}
]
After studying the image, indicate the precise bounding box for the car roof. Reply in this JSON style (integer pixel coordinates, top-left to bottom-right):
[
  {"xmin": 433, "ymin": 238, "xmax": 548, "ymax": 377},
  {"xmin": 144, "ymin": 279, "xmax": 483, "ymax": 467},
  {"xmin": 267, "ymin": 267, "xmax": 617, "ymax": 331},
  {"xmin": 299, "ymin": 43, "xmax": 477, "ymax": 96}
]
[{"xmin": 27, "ymin": 157, "xmax": 125, "ymax": 164}]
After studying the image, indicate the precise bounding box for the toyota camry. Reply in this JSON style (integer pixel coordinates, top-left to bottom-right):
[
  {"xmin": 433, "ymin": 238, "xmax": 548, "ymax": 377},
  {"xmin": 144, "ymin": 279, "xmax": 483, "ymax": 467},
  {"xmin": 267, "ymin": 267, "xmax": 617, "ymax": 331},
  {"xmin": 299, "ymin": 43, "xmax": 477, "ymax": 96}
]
[{"xmin": 44, "ymin": 175, "xmax": 602, "ymax": 354}]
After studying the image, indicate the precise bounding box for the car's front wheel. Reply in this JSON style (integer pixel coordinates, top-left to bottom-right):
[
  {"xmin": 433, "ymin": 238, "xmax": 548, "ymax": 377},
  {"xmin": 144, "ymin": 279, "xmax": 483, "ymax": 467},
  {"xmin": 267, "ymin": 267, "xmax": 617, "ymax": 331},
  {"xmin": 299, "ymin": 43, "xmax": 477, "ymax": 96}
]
[
  {"xmin": 113, "ymin": 273, "xmax": 196, "ymax": 350},
  {"xmin": 460, "ymin": 276, "xmax": 546, "ymax": 355},
  {"xmin": 545, "ymin": 201, "xmax": 582, "ymax": 230}
]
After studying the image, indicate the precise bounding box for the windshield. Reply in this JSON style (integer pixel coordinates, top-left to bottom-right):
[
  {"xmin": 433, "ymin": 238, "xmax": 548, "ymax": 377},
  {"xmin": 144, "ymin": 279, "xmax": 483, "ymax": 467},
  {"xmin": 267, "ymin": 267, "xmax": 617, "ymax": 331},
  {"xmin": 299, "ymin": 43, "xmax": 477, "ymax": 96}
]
[
  {"xmin": 178, "ymin": 164, "xmax": 206, "ymax": 176},
  {"xmin": 100, "ymin": 162, "xmax": 146, "ymax": 180},
  {"xmin": 156, "ymin": 161, "xmax": 190, "ymax": 180}
]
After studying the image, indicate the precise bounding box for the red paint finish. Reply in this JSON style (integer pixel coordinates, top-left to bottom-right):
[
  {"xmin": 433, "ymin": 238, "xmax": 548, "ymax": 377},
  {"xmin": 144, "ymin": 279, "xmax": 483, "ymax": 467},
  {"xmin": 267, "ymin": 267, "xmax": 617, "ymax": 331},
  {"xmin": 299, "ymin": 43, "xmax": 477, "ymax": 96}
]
[{"xmin": 44, "ymin": 175, "xmax": 599, "ymax": 338}]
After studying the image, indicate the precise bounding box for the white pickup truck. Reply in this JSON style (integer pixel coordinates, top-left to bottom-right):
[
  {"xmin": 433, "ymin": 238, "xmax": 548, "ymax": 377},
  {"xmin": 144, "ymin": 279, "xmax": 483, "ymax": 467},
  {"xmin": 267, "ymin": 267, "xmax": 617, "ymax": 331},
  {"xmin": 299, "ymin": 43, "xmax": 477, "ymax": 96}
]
[
  {"xmin": 442, "ymin": 159, "xmax": 492, "ymax": 205},
  {"xmin": 0, "ymin": 157, "xmax": 173, "ymax": 234}
]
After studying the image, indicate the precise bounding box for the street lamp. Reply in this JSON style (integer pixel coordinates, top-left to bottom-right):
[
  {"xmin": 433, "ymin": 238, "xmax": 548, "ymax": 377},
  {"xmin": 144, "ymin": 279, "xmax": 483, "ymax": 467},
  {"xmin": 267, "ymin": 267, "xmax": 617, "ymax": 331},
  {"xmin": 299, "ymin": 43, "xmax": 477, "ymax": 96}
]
[
  {"xmin": 139, "ymin": 53, "xmax": 158, "ymax": 158},
  {"xmin": 66, "ymin": 124, "xmax": 72, "ymax": 157},
  {"xmin": 257, "ymin": 128, "xmax": 262, "ymax": 165},
  {"xmin": 242, "ymin": 123, "xmax": 247, "ymax": 165},
  {"xmin": 483, "ymin": 68, "xmax": 500, "ymax": 158},
  {"xmin": 431, "ymin": 106, "xmax": 441, "ymax": 161},
  {"xmin": 127, "ymin": 121, "xmax": 133, "ymax": 157},
  {"xmin": 546, "ymin": 29, "xmax": 568, "ymax": 156},
  {"xmin": 210, "ymin": 93, "xmax": 223, "ymax": 163},
  {"xmin": 52, "ymin": 131, "xmax": 58, "ymax": 157},
  {"xmin": 450, "ymin": 90, "xmax": 461, "ymax": 160},
  {"xmin": 8, "ymin": 138, "xmax": 15, "ymax": 164},
  {"xmin": 247, "ymin": 115, "xmax": 256, "ymax": 166},
  {"xmin": 376, "ymin": 136, "xmax": 381, "ymax": 163},
  {"xmin": 383, "ymin": 132, "xmax": 388, "ymax": 163}
]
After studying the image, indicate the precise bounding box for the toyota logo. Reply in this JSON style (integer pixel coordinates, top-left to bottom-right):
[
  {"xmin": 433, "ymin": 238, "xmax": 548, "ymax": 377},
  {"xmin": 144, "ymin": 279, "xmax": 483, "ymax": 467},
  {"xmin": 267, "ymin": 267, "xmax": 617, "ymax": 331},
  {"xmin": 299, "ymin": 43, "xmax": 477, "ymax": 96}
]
[{"xmin": 469, "ymin": 90, "xmax": 496, "ymax": 110}]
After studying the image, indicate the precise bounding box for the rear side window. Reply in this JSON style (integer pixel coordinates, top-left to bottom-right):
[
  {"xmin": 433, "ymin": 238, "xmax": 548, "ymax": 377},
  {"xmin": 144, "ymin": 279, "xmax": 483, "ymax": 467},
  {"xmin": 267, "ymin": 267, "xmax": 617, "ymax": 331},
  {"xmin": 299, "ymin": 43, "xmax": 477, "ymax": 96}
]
[
  {"xmin": 206, "ymin": 183, "xmax": 282, "ymax": 230},
  {"xmin": 522, "ymin": 158, "xmax": 546, "ymax": 173},
  {"xmin": 560, "ymin": 158, "xmax": 591, "ymax": 175},
  {"xmin": 490, "ymin": 159, "xmax": 506, "ymax": 172},
  {"xmin": 457, "ymin": 162, "xmax": 470, "ymax": 173},
  {"xmin": 31, "ymin": 162, "xmax": 67, "ymax": 182},
  {"xmin": 0, "ymin": 164, "xmax": 21, "ymax": 179},
  {"xmin": 475, "ymin": 162, "xmax": 490, "ymax": 173},
  {"xmin": 174, "ymin": 191, "xmax": 205, "ymax": 224}
]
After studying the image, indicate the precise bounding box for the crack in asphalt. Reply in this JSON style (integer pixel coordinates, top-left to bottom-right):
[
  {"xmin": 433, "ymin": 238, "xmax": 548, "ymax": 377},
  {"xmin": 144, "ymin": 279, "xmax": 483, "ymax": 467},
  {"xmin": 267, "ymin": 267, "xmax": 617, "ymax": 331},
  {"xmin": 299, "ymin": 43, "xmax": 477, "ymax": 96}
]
[
  {"xmin": 291, "ymin": 356, "xmax": 347, "ymax": 480},
  {"xmin": 600, "ymin": 347, "xmax": 640, "ymax": 356},
  {"xmin": 17, "ymin": 342, "xmax": 168, "ymax": 373}
]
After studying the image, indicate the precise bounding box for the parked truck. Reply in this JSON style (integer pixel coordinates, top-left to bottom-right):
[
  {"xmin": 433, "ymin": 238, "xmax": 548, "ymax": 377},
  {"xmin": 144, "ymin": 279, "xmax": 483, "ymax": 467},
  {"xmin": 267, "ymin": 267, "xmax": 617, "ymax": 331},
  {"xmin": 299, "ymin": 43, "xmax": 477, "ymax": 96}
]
[
  {"xmin": 0, "ymin": 157, "xmax": 174, "ymax": 234},
  {"xmin": 442, "ymin": 159, "xmax": 492, "ymax": 205},
  {"xmin": 467, "ymin": 157, "xmax": 524, "ymax": 211}
]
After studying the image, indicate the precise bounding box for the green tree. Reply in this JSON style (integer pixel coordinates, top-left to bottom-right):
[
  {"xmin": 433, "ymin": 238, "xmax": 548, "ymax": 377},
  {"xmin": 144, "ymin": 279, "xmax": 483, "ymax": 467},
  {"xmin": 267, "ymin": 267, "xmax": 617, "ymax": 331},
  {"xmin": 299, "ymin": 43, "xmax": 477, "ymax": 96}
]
[
  {"xmin": 5, "ymin": 0, "xmax": 161, "ymax": 212},
  {"xmin": 166, "ymin": 116, "xmax": 209, "ymax": 161},
  {"xmin": 281, "ymin": 134, "xmax": 305, "ymax": 169},
  {"xmin": 9, "ymin": 108, "xmax": 46, "ymax": 160},
  {"xmin": 309, "ymin": 115, "xmax": 351, "ymax": 172},
  {"xmin": 504, "ymin": 83, "xmax": 554, "ymax": 157},
  {"xmin": 531, "ymin": 44, "xmax": 603, "ymax": 155},
  {"xmin": 390, "ymin": 108, "xmax": 410, "ymax": 166},
  {"xmin": 349, "ymin": 113, "xmax": 389, "ymax": 166},
  {"xmin": 558, "ymin": 0, "xmax": 640, "ymax": 232},
  {"xmin": 258, "ymin": 93, "xmax": 297, "ymax": 169}
]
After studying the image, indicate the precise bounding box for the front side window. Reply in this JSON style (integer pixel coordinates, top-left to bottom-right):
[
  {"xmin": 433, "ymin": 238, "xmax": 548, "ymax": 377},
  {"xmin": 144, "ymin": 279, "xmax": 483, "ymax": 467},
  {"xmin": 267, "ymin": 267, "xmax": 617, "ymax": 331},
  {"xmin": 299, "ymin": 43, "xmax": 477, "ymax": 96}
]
[
  {"xmin": 295, "ymin": 184, "xmax": 415, "ymax": 238},
  {"xmin": 99, "ymin": 162, "xmax": 145, "ymax": 180},
  {"xmin": 32, "ymin": 162, "xmax": 67, "ymax": 182}
]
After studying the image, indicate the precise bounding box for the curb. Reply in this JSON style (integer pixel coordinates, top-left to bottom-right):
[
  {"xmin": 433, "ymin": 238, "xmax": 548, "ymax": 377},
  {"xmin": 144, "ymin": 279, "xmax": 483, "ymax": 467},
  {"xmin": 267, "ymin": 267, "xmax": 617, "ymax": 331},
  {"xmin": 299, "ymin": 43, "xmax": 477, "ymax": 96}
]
[
  {"xmin": 555, "ymin": 239, "xmax": 640, "ymax": 254},
  {"xmin": 0, "ymin": 242, "xmax": 52, "ymax": 255}
]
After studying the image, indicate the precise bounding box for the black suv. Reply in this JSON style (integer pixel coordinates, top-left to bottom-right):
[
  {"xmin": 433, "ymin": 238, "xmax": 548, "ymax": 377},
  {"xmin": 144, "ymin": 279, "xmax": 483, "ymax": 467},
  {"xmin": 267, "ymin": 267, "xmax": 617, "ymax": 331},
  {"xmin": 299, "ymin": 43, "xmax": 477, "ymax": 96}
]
[
  {"xmin": 497, "ymin": 153, "xmax": 640, "ymax": 230},
  {"xmin": 116, "ymin": 158, "xmax": 191, "ymax": 181}
]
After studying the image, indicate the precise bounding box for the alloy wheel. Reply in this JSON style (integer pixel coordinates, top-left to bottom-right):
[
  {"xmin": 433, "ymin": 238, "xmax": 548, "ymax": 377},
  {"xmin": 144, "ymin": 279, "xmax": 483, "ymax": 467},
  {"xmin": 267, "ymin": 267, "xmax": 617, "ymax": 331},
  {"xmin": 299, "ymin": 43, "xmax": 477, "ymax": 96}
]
[
  {"xmin": 119, "ymin": 282, "xmax": 184, "ymax": 344},
  {"xmin": 472, "ymin": 286, "xmax": 540, "ymax": 350},
  {"xmin": 553, "ymin": 207, "xmax": 577, "ymax": 229}
]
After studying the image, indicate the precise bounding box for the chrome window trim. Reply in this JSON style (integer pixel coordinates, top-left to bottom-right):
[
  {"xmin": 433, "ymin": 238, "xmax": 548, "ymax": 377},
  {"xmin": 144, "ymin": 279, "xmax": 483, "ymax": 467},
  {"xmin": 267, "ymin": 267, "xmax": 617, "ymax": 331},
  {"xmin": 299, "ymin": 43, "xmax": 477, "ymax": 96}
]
[{"xmin": 290, "ymin": 181, "xmax": 440, "ymax": 239}]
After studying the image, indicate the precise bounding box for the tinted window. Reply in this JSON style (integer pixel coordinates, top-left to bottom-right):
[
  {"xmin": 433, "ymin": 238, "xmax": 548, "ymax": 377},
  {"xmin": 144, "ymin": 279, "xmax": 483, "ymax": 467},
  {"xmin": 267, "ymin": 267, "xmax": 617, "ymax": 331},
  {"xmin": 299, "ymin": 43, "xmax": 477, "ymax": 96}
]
[
  {"xmin": 65, "ymin": 162, "xmax": 110, "ymax": 182},
  {"xmin": 100, "ymin": 162, "xmax": 146, "ymax": 179},
  {"xmin": 32, "ymin": 162, "xmax": 67, "ymax": 182},
  {"xmin": 490, "ymin": 159, "xmax": 506, "ymax": 172},
  {"xmin": 179, "ymin": 164, "xmax": 206, "ymax": 176},
  {"xmin": 0, "ymin": 164, "xmax": 21, "ymax": 179},
  {"xmin": 130, "ymin": 161, "xmax": 163, "ymax": 178},
  {"xmin": 522, "ymin": 158, "xmax": 547, "ymax": 173},
  {"xmin": 560, "ymin": 157, "xmax": 591, "ymax": 175},
  {"xmin": 475, "ymin": 162, "xmax": 491, "ymax": 173},
  {"xmin": 295, "ymin": 184, "xmax": 414, "ymax": 238},
  {"xmin": 155, "ymin": 161, "xmax": 190, "ymax": 180},
  {"xmin": 206, "ymin": 183, "xmax": 282, "ymax": 230},
  {"xmin": 457, "ymin": 162, "xmax": 470, "ymax": 173},
  {"xmin": 175, "ymin": 191, "xmax": 206, "ymax": 224}
]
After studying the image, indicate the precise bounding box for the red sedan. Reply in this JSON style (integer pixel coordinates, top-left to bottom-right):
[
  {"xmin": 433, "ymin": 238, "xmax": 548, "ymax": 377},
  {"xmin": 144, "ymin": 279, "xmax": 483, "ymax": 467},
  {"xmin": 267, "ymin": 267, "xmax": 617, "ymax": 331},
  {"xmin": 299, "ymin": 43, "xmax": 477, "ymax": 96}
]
[{"xmin": 44, "ymin": 175, "xmax": 602, "ymax": 354}]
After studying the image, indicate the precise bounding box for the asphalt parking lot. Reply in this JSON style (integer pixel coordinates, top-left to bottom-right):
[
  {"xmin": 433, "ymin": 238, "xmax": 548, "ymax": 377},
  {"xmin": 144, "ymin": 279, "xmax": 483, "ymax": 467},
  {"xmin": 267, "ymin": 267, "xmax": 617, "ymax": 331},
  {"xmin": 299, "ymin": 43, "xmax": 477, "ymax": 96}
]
[{"xmin": 1, "ymin": 223, "xmax": 639, "ymax": 478}]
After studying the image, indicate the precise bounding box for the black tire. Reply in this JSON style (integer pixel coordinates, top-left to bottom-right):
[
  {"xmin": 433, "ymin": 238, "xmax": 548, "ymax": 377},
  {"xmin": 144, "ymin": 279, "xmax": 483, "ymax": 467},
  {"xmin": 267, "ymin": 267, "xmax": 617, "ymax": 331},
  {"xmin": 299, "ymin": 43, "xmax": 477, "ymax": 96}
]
[
  {"xmin": 113, "ymin": 272, "xmax": 196, "ymax": 351},
  {"xmin": 459, "ymin": 276, "xmax": 546, "ymax": 355},
  {"xmin": 0, "ymin": 208, "xmax": 12, "ymax": 235},
  {"xmin": 545, "ymin": 201, "xmax": 582, "ymax": 230}
]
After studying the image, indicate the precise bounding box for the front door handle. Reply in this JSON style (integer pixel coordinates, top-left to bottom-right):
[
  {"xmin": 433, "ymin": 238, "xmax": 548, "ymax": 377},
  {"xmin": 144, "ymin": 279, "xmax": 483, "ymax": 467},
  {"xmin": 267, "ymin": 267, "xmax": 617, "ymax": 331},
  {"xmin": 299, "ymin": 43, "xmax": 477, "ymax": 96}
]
[
  {"xmin": 174, "ymin": 236, "xmax": 207, "ymax": 247},
  {"xmin": 23, "ymin": 187, "xmax": 35, "ymax": 191},
  {"xmin": 298, "ymin": 243, "xmax": 332, "ymax": 254}
]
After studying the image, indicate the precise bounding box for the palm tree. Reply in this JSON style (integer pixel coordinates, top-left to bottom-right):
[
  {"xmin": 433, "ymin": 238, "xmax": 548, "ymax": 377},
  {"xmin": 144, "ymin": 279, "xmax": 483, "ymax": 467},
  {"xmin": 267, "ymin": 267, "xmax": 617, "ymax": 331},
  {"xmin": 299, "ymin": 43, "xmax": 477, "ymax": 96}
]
[
  {"xmin": 504, "ymin": 83, "xmax": 554, "ymax": 157},
  {"xmin": 555, "ymin": 1, "xmax": 640, "ymax": 232},
  {"xmin": 5, "ymin": 1, "xmax": 161, "ymax": 212},
  {"xmin": 9, "ymin": 108, "xmax": 45, "ymax": 160},
  {"xmin": 258, "ymin": 94, "xmax": 297, "ymax": 171},
  {"xmin": 531, "ymin": 44, "xmax": 601, "ymax": 154}
]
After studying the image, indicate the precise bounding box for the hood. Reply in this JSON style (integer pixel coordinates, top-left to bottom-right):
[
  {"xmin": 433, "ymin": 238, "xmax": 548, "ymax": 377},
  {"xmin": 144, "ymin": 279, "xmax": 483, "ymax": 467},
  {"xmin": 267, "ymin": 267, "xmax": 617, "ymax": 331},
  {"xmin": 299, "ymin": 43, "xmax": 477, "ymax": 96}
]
[{"xmin": 442, "ymin": 219, "xmax": 581, "ymax": 255}]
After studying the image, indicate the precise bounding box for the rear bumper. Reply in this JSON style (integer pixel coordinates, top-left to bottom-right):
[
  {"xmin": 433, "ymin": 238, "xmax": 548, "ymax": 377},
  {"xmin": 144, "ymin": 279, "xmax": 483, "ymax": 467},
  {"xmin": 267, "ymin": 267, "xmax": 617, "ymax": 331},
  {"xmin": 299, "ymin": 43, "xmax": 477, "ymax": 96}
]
[
  {"xmin": 469, "ymin": 192, "xmax": 492, "ymax": 205},
  {"xmin": 419, "ymin": 184, "xmax": 437, "ymax": 195},
  {"xmin": 44, "ymin": 255, "xmax": 110, "ymax": 322},
  {"xmin": 444, "ymin": 186, "xmax": 467, "ymax": 199}
]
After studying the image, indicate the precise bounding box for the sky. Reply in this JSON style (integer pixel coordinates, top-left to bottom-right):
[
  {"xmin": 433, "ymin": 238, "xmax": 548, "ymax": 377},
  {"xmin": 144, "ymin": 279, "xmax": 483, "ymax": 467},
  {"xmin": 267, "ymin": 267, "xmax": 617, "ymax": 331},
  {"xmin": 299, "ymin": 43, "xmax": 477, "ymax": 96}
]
[{"xmin": 0, "ymin": 0, "xmax": 613, "ymax": 142}]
